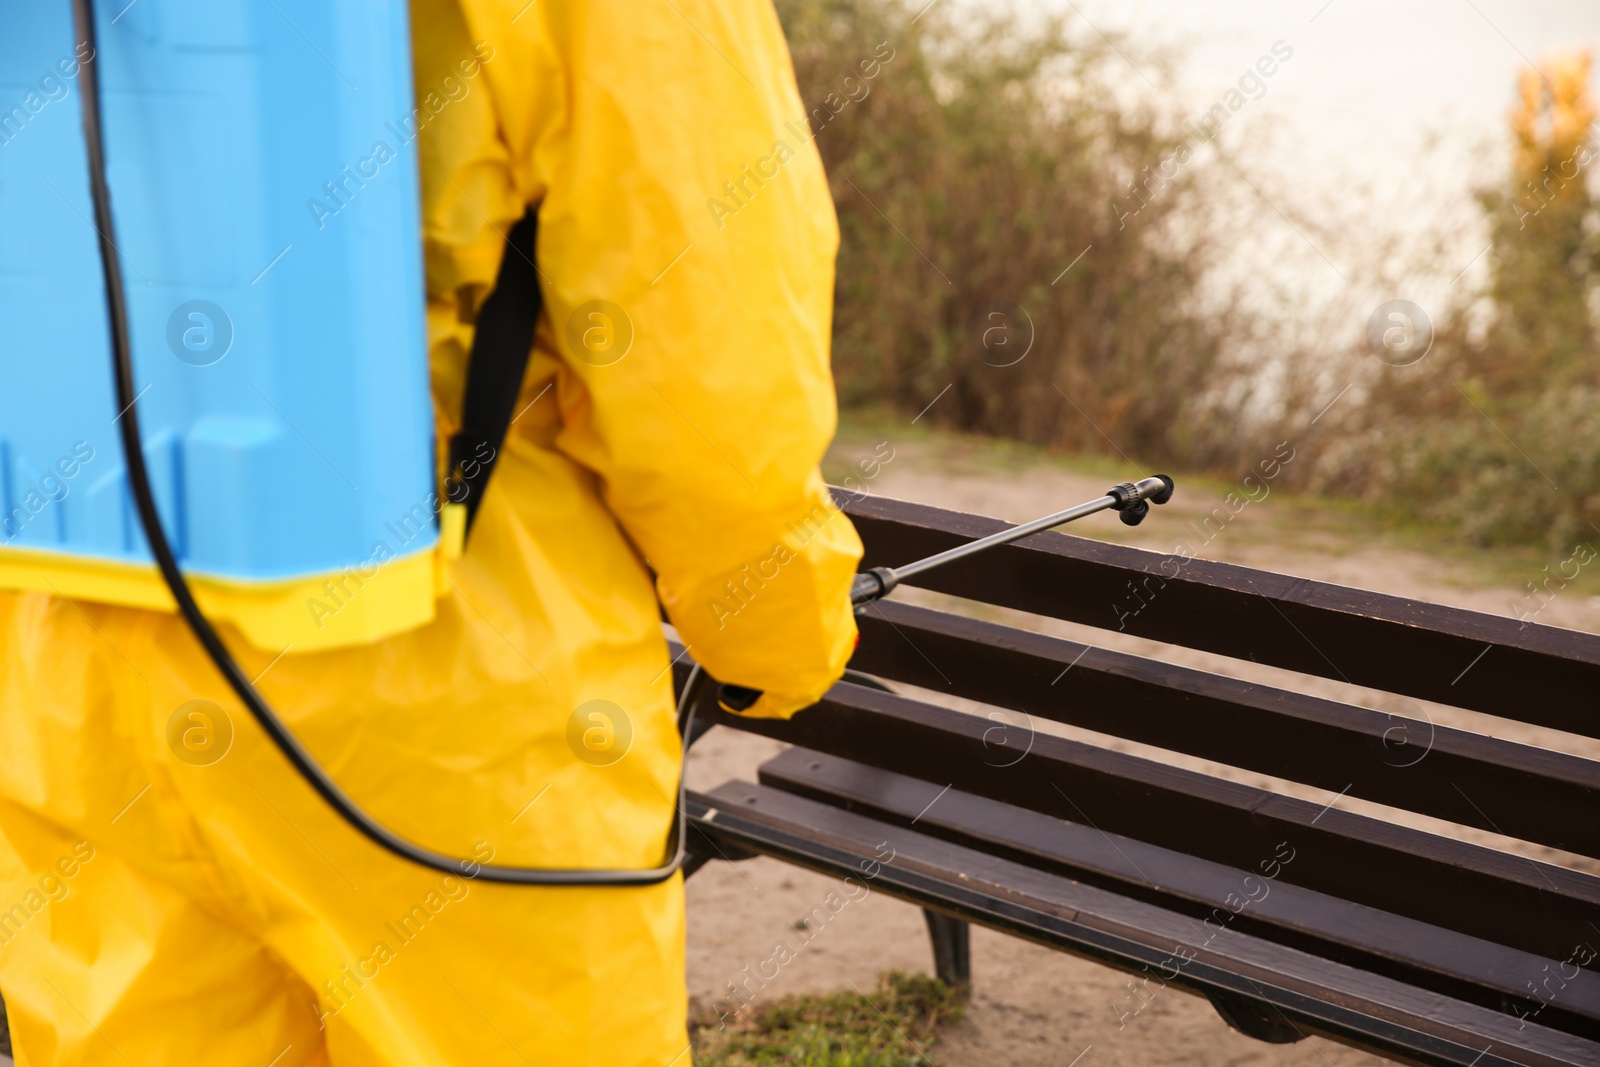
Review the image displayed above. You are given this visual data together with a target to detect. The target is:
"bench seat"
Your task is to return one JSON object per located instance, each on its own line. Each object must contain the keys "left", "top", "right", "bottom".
{"left": 677, "top": 489, "right": 1600, "bottom": 1066}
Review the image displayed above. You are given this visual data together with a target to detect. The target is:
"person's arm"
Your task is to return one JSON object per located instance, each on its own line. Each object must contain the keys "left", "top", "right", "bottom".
{"left": 443, "top": 0, "right": 862, "bottom": 718}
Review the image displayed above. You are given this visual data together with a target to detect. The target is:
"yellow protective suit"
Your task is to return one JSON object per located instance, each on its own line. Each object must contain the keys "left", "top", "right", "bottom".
{"left": 0, "top": 0, "right": 861, "bottom": 1063}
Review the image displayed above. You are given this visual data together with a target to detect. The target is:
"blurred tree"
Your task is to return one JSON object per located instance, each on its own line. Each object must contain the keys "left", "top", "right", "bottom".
{"left": 778, "top": 4, "right": 1600, "bottom": 548}
{"left": 1316, "top": 50, "right": 1600, "bottom": 548}
{"left": 776, "top": 0, "right": 1246, "bottom": 466}
{"left": 1476, "top": 50, "right": 1598, "bottom": 392}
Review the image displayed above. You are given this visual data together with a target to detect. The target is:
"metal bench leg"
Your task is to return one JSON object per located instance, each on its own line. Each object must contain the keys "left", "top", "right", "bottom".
{"left": 1204, "top": 990, "right": 1306, "bottom": 1044}
{"left": 922, "top": 909, "right": 971, "bottom": 989}
{"left": 683, "top": 821, "right": 760, "bottom": 881}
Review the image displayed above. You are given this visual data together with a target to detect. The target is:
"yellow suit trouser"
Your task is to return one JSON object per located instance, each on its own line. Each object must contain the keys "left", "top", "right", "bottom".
{"left": 0, "top": 438, "right": 690, "bottom": 1066}
{"left": 0, "top": 0, "right": 863, "bottom": 1060}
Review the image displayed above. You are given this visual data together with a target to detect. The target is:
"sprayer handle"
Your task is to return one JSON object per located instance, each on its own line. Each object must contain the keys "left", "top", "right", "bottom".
{"left": 716, "top": 569, "right": 895, "bottom": 712}
{"left": 716, "top": 683, "right": 763, "bottom": 713}
{"left": 710, "top": 479, "right": 1175, "bottom": 716}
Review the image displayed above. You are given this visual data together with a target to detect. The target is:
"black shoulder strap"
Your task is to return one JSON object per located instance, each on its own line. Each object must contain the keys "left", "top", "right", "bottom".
{"left": 448, "top": 206, "right": 542, "bottom": 535}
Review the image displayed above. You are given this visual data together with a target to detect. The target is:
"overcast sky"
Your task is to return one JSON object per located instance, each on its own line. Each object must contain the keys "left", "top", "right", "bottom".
{"left": 989, "top": 0, "right": 1600, "bottom": 303}
{"left": 1023, "top": 0, "right": 1600, "bottom": 209}
{"left": 1026, "top": 0, "right": 1600, "bottom": 171}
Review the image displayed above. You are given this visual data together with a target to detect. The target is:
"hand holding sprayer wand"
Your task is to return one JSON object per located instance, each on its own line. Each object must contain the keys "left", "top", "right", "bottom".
{"left": 702, "top": 475, "right": 1176, "bottom": 715}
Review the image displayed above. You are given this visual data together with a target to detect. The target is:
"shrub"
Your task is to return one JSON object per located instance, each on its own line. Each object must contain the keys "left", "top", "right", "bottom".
{"left": 1313, "top": 50, "right": 1600, "bottom": 549}
{"left": 779, "top": 0, "right": 1247, "bottom": 466}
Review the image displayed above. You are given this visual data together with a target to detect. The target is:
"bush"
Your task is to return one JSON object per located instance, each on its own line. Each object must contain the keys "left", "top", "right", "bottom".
{"left": 1345, "top": 384, "right": 1600, "bottom": 548}
{"left": 778, "top": 0, "right": 1247, "bottom": 466}
{"left": 1310, "top": 51, "right": 1600, "bottom": 549}
{"left": 784, "top": 4, "right": 1600, "bottom": 549}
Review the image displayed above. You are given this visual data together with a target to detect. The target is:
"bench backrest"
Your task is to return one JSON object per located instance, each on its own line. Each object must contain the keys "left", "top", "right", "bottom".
{"left": 699, "top": 490, "right": 1600, "bottom": 1018}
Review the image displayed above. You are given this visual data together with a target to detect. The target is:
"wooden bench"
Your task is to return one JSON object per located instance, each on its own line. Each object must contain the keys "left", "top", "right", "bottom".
{"left": 678, "top": 490, "right": 1600, "bottom": 1067}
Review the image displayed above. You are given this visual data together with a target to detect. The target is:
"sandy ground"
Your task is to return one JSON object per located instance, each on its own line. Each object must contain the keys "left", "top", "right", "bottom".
{"left": 683, "top": 430, "right": 1600, "bottom": 1066}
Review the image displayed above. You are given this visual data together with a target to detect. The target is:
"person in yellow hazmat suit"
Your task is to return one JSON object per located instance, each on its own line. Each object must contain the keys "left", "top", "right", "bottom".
{"left": 0, "top": 0, "right": 861, "bottom": 1062}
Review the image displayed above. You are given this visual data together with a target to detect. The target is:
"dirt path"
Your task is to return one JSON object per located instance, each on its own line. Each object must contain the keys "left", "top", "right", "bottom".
{"left": 684, "top": 427, "right": 1600, "bottom": 1066}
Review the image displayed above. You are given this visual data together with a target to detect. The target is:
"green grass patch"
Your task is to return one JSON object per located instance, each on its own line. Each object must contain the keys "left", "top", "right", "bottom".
{"left": 690, "top": 970, "right": 965, "bottom": 1067}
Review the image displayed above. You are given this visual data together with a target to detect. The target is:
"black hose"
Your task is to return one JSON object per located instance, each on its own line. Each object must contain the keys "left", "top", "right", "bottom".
{"left": 70, "top": 0, "right": 688, "bottom": 886}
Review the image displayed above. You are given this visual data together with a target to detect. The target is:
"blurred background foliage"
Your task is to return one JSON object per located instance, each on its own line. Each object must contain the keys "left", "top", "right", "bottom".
{"left": 1313, "top": 50, "right": 1600, "bottom": 547}
{"left": 776, "top": 0, "right": 1600, "bottom": 550}
{"left": 779, "top": 0, "right": 1249, "bottom": 467}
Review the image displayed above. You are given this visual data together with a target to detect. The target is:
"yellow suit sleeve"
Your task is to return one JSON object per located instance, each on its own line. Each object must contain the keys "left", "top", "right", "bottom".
{"left": 438, "top": 0, "right": 862, "bottom": 718}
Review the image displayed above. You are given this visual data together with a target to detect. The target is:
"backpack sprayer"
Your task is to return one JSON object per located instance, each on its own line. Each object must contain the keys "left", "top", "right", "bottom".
{"left": 66, "top": 0, "right": 1174, "bottom": 886}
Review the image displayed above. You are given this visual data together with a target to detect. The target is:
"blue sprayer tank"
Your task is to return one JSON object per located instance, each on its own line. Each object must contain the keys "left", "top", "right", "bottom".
{"left": 0, "top": 2, "right": 445, "bottom": 650}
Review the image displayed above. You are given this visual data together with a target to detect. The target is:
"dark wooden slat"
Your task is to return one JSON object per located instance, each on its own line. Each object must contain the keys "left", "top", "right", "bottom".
{"left": 689, "top": 785, "right": 1600, "bottom": 1067}
{"left": 758, "top": 747, "right": 1600, "bottom": 1036}
{"left": 848, "top": 599, "right": 1600, "bottom": 858}
{"left": 838, "top": 491, "right": 1600, "bottom": 740}
{"left": 689, "top": 677, "right": 1600, "bottom": 963}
